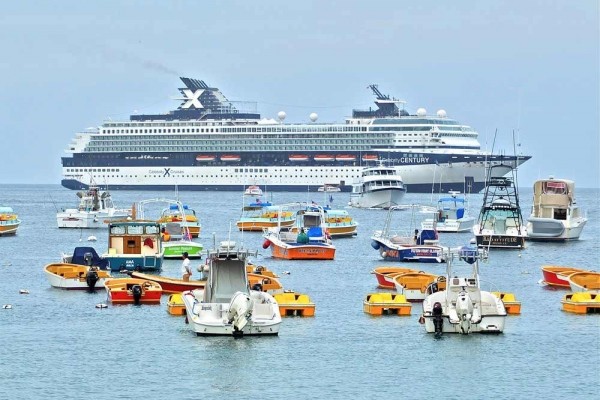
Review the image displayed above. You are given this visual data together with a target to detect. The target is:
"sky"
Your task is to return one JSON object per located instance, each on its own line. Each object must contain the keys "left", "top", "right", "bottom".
{"left": 0, "top": 0, "right": 598, "bottom": 188}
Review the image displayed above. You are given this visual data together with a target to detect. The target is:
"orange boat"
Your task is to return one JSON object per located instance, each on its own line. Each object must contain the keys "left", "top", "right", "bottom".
{"left": 567, "top": 271, "right": 600, "bottom": 292}
{"left": 130, "top": 271, "right": 205, "bottom": 294}
{"left": 370, "top": 266, "right": 420, "bottom": 289}
{"left": 314, "top": 154, "right": 335, "bottom": 162}
{"left": 393, "top": 272, "right": 442, "bottom": 301}
{"left": 104, "top": 278, "right": 162, "bottom": 304}
{"left": 562, "top": 292, "right": 600, "bottom": 314}
{"left": 541, "top": 265, "right": 588, "bottom": 288}
{"left": 248, "top": 273, "right": 284, "bottom": 294}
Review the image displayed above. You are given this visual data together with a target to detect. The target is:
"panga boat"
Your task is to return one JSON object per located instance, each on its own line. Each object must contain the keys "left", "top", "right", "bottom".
{"left": 167, "top": 293, "right": 186, "bottom": 315}
{"left": 363, "top": 293, "right": 411, "bottom": 316}
{"left": 131, "top": 271, "right": 205, "bottom": 294}
{"left": 561, "top": 292, "right": 600, "bottom": 314}
{"left": 421, "top": 246, "right": 507, "bottom": 335}
{"left": 263, "top": 204, "right": 336, "bottom": 260}
{"left": 182, "top": 241, "right": 282, "bottom": 336}
{"left": 393, "top": 272, "right": 444, "bottom": 302}
{"left": 104, "top": 278, "right": 163, "bottom": 304}
{"left": 567, "top": 272, "right": 600, "bottom": 292}
{"left": 371, "top": 266, "right": 420, "bottom": 289}
{"left": 45, "top": 263, "right": 111, "bottom": 290}
{"left": 540, "top": 265, "right": 589, "bottom": 288}
{"left": 273, "top": 291, "right": 316, "bottom": 317}
{"left": 0, "top": 206, "right": 21, "bottom": 236}
{"left": 491, "top": 292, "right": 521, "bottom": 315}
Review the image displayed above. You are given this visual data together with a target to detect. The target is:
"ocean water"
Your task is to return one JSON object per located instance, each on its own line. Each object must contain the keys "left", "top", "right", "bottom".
{"left": 0, "top": 184, "right": 598, "bottom": 399}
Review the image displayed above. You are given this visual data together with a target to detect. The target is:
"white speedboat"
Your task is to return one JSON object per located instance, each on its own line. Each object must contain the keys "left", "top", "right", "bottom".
{"left": 56, "top": 183, "right": 130, "bottom": 229}
{"left": 182, "top": 241, "right": 282, "bottom": 336}
{"left": 421, "top": 246, "right": 507, "bottom": 335}
{"left": 473, "top": 163, "right": 526, "bottom": 249}
{"left": 421, "top": 191, "right": 475, "bottom": 232}
{"left": 526, "top": 177, "right": 587, "bottom": 241}
{"left": 349, "top": 163, "right": 406, "bottom": 209}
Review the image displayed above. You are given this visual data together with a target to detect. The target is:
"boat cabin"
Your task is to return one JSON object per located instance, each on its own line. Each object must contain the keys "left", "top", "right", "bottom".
{"left": 107, "top": 221, "right": 161, "bottom": 256}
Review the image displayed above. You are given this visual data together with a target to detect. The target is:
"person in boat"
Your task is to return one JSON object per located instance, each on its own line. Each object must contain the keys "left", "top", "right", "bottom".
{"left": 297, "top": 228, "right": 309, "bottom": 244}
{"left": 161, "top": 227, "right": 171, "bottom": 242}
{"left": 181, "top": 252, "right": 192, "bottom": 281}
{"left": 413, "top": 229, "right": 419, "bottom": 244}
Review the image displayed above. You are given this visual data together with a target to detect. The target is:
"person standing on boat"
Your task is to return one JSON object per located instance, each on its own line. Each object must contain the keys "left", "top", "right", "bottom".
{"left": 161, "top": 227, "right": 171, "bottom": 242}
{"left": 181, "top": 252, "right": 192, "bottom": 281}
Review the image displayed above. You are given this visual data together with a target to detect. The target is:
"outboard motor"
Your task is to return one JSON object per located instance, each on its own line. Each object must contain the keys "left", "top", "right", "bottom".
{"left": 251, "top": 283, "right": 263, "bottom": 292}
{"left": 433, "top": 302, "right": 444, "bottom": 336}
{"left": 131, "top": 284, "right": 143, "bottom": 305}
{"left": 84, "top": 252, "right": 93, "bottom": 266}
{"left": 86, "top": 268, "right": 99, "bottom": 290}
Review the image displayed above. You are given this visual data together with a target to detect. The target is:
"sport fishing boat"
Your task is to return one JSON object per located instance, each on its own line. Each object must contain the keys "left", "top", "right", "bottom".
{"left": 61, "top": 78, "right": 530, "bottom": 193}
{"left": 181, "top": 241, "right": 282, "bottom": 336}
{"left": 421, "top": 246, "right": 507, "bottom": 335}
{"left": 56, "top": 182, "right": 130, "bottom": 229}
{"left": 349, "top": 163, "right": 406, "bottom": 209}
{"left": 0, "top": 206, "right": 21, "bottom": 236}
{"left": 526, "top": 177, "right": 587, "bottom": 241}
{"left": 370, "top": 205, "right": 447, "bottom": 263}
{"left": 473, "top": 162, "right": 526, "bottom": 249}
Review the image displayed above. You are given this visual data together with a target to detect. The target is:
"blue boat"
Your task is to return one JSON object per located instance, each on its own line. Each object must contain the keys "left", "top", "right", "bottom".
{"left": 103, "top": 220, "right": 164, "bottom": 272}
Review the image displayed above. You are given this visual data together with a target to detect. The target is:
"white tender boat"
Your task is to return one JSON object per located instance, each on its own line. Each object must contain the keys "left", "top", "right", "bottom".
{"left": 56, "top": 184, "right": 130, "bottom": 229}
{"left": 526, "top": 177, "right": 587, "bottom": 241}
{"left": 182, "top": 241, "right": 282, "bottom": 336}
{"left": 349, "top": 163, "right": 406, "bottom": 209}
{"left": 421, "top": 191, "right": 475, "bottom": 232}
{"left": 421, "top": 246, "right": 507, "bottom": 335}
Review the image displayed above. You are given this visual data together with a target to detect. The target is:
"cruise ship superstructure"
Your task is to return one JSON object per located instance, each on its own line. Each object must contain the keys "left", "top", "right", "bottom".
{"left": 61, "top": 78, "right": 530, "bottom": 193}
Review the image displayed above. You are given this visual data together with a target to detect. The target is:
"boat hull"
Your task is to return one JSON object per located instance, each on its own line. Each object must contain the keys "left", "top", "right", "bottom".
{"left": 269, "top": 242, "right": 336, "bottom": 260}
{"left": 474, "top": 234, "right": 525, "bottom": 249}
{"left": 162, "top": 242, "right": 203, "bottom": 259}
{"left": 0, "top": 223, "right": 20, "bottom": 235}
{"left": 350, "top": 188, "right": 406, "bottom": 209}
{"left": 526, "top": 217, "right": 587, "bottom": 241}
{"left": 423, "top": 314, "right": 506, "bottom": 334}
{"left": 372, "top": 241, "right": 445, "bottom": 263}
{"left": 44, "top": 263, "right": 110, "bottom": 290}
{"left": 104, "top": 255, "right": 163, "bottom": 272}
{"left": 236, "top": 219, "right": 295, "bottom": 232}
{"left": 541, "top": 266, "right": 585, "bottom": 288}
{"left": 56, "top": 210, "right": 129, "bottom": 229}
{"left": 105, "top": 278, "right": 163, "bottom": 304}
{"left": 131, "top": 271, "right": 205, "bottom": 294}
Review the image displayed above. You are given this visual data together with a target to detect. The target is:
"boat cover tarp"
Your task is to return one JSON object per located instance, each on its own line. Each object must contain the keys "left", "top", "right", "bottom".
{"left": 71, "top": 247, "right": 109, "bottom": 270}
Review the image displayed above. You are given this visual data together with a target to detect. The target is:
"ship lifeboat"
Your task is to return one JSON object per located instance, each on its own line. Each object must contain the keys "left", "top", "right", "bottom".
{"left": 314, "top": 154, "right": 335, "bottom": 162}
{"left": 362, "top": 154, "right": 379, "bottom": 162}
{"left": 196, "top": 154, "right": 216, "bottom": 162}
{"left": 220, "top": 155, "right": 241, "bottom": 162}
{"left": 335, "top": 154, "right": 356, "bottom": 162}
{"left": 289, "top": 154, "right": 310, "bottom": 162}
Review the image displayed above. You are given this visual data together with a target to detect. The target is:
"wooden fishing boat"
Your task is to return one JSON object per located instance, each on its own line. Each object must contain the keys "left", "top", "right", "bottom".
{"left": 541, "top": 265, "right": 589, "bottom": 288}
{"left": 45, "top": 263, "right": 111, "bottom": 290}
{"left": 104, "top": 278, "right": 162, "bottom": 304}
{"left": 363, "top": 293, "right": 411, "bottom": 316}
{"left": 370, "top": 266, "right": 420, "bottom": 289}
{"left": 567, "top": 272, "right": 600, "bottom": 292}
{"left": 130, "top": 271, "right": 205, "bottom": 294}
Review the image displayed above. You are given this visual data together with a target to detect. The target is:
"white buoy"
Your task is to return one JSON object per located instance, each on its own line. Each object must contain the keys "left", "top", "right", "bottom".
{"left": 282, "top": 271, "right": 291, "bottom": 275}
{"left": 19, "top": 289, "right": 29, "bottom": 294}
{"left": 96, "top": 303, "right": 108, "bottom": 309}
{"left": 87, "top": 235, "right": 97, "bottom": 242}
{"left": 2, "top": 304, "right": 12, "bottom": 309}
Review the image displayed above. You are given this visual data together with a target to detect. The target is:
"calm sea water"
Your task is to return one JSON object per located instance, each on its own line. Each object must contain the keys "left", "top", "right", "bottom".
{"left": 1, "top": 184, "right": 598, "bottom": 399}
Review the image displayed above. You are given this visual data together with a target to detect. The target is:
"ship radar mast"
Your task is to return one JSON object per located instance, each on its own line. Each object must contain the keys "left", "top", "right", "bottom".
{"left": 352, "top": 84, "right": 408, "bottom": 119}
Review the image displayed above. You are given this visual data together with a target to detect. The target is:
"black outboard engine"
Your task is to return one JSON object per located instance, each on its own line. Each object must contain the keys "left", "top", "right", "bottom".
{"left": 433, "top": 302, "right": 444, "bottom": 336}
{"left": 251, "top": 283, "right": 263, "bottom": 292}
{"left": 86, "top": 268, "right": 99, "bottom": 290}
{"left": 131, "top": 284, "right": 143, "bottom": 305}
{"left": 84, "top": 252, "right": 93, "bottom": 266}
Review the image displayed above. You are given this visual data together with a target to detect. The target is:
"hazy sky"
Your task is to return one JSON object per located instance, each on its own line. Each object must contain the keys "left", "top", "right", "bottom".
{"left": 0, "top": 0, "right": 598, "bottom": 187}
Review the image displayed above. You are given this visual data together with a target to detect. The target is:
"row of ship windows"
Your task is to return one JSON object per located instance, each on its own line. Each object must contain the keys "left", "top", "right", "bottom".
{"left": 65, "top": 168, "right": 362, "bottom": 173}
{"left": 93, "top": 133, "right": 391, "bottom": 141}
{"left": 84, "top": 145, "right": 372, "bottom": 152}
{"left": 100, "top": 126, "right": 369, "bottom": 134}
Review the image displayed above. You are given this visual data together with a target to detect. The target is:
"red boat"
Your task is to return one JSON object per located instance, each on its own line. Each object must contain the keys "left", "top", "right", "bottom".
{"left": 104, "top": 278, "right": 162, "bottom": 304}
{"left": 289, "top": 154, "right": 310, "bottom": 162}
{"left": 131, "top": 271, "right": 205, "bottom": 294}
{"left": 314, "top": 155, "right": 335, "bottom": 162}
{"left": 362, "top": 154, "right": 379, "bottom": 162}
{"left": 196, "top": 154, "right": 216, "bottom": 162}
{"left": 335, "top": 154, "right": 356, "bottom": 162}
{"left": 371, "top": 267, "right": 420, "bottom": 289}
{"left": 541, "top": 265, "right": 588, "bottom": 288}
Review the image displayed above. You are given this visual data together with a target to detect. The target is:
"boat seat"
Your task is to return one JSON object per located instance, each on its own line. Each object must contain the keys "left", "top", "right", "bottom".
{"left": 253, "top": 303, "right": 274, "bottom": 318}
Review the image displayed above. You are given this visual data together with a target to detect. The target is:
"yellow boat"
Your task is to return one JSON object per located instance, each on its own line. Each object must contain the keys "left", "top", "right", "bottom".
{"left": 393, "top": 272, "right": 442, "bottom": 301}
{"left": 492, "top": 292, "right": 522, "bottom": 314}
{"left": 0, "top": 206, "right": 21, "bottom": 236}
{"left": 363, "top": 292, "right": 411, "bottom": 316}
{"left": 567, "top": 271, "right": 600, "bottom": 292}
{"left": 167, "top": 293, "right": 186, "bottom": 315}
{"left": 248, "top": 273, "right": 284, "bottom": 294}
{"left": 562, "top": 292, "right": 600, "bottom": 314}
{"left": 274, "top": 291, "right": 315, "bottom": 317}
{"left": 246, "top": 264, "right": 279, "bottom": 278}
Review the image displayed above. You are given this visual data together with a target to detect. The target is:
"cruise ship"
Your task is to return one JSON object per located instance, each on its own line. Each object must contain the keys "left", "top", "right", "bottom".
{"left": 61, "top": 78, "right": 530, "bottom": 193}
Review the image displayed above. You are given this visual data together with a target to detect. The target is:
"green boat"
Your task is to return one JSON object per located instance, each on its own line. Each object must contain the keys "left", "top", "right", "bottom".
{"left": 163, "top": 240, "right": 203, "bottom": 259}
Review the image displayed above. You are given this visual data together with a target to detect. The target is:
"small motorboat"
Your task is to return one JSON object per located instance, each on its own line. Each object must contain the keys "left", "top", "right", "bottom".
{"left": 45, "top": 263, "right": 111, "bottom": 290}
{"left": 0, "top": 206, "right": 21, "bottom": 236}
{"left": 236, "top": 201, "right": 295, "bottom": 232}
{"left": 274, "top": 291, "right": 316, "bottom": 317}
{"left": 421, "top": 246, "right": 507, "bottom": 335}
{"left": 561, "top": 292, "right": 600, "bottom": 314}
{"left": 540, "top": 265, "right": 588, "bottom": 288}
{"left": 393, "top": 272, "right": 444, "bottom": 302}
{"left": 243, "top": 185, "right": 263, "bottom": 197}
{"left": 567, "top": 272, "right": 600, "bottom": 292}
{"left": 370, "top": 266, "right": 420, "bottom": 289}
{"left": 421, "top": 191, "right": 475, "bottom": 233}
{"left": 130, "top": 271, "right": 205, "bottom": 294}
{"left": 104, "top": 278, "right": 162, "bottom": 304}
{"left": 363, "top": 293, "right": 411, "bottom": 316}
{"left": 182, "top": 241, "right": 282, "bottom": 336}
